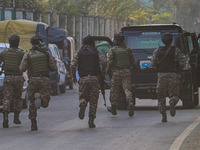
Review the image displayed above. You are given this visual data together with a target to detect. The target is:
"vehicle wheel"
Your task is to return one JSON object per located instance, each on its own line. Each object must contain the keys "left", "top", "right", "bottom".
{"left": 194, "top": 87, "right": 199, "bottom": 106}
{"left": 117, "top": 88, "right": 127, "bottom": 110}
{"left": 69, "top": 80, "right": 73, "bottom": 89}
{"left": 22, "top": 98, "right": 27, "bottom": 109}
{"left": 59, "top": 81, "right": 66, "bottom": 93}
{"left": 182, "top": 83, "right": 195, "bottom": 109}
{"left": 22, "top": 91, "right": 28, "bottom": 109}
{"left": 52, "top": 82, "right": 59, "bottom": 95}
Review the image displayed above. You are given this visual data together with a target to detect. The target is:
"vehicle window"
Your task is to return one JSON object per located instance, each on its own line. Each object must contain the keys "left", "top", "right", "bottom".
{"left": 54, "top": 46, "right": 61, "bottom": 60}
{"left": 182, "top": 35, "right": 189, "bottom": 54}
{"left": 123, "top": 30, "right": 180, "bottom": 51}
{"left": 0, "top": 47, "right": 6, "bottom": 52}
{"left": 187, "top": 36, "right": 194, "bottom": 54}
{"left": 95, "top": 41, "right": 111, "bottom": 57}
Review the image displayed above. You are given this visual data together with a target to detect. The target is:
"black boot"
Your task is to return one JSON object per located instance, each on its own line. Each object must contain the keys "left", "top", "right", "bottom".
{"left": 3, "top": 112, "right": 9, "bottom": 128}
{"left": 88, "top": 116, "right": 96, "bottom": 128}
{"left": 31, "top": 119, "right": 38, "bottom": 131}
{"left": 128, "top": 101, "right": 134, "bottom": 117}
{"left": 170, "top": 101, "right": 176, "bottom": 117}
{"left": 107, "top": 105, "right": 117, "bottom": 115}
{"left": 79, "top": 103, "right": 87, "bottom": 120}
{"left": 13, "top": 112, "right": 21, "bottom": 124}
{"left": 161, "top": 113, "right": 167, "bottom": 123}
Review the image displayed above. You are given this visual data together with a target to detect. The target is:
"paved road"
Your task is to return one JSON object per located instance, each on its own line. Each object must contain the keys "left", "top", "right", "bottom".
{"left": 0, "top": 85, "right": 200, "bottom": 150}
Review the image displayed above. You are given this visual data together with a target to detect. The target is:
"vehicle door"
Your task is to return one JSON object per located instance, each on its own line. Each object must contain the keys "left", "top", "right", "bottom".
{"left": 53, "top": 45, "right": 66, "bottom": 85}
{"left": 185, "top": 33, "right": 200, "bottom": 86}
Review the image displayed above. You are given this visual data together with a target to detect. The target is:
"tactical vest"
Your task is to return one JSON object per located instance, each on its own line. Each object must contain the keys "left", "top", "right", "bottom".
{"left": 3, "top": 48, "right": 23, "bottom": 75}
{"left": 78, "top": 47, "right": 100, "bottom": 77}
{"left": 157, "top": 46, "right": 179, "bottom": 73}
{"left": 28, "top": 50, "right": 49, "bottom": 77}
{"left": 113, "top": 46, "right": 131, "bottom": 69}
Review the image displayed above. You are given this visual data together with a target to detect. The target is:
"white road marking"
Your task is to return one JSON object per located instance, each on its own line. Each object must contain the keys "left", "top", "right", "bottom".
{"left": 169, "top": 115, "right": 200, "bottom": 150}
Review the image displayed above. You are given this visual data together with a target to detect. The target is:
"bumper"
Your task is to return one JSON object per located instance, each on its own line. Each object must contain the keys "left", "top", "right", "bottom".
{"left": 131, "top": 83, "right": 157, "bottom": 99}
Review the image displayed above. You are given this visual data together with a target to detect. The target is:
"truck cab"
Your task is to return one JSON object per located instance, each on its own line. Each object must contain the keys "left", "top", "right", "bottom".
{"left": 119, "top": 24, "right": 200, "bottom": 109}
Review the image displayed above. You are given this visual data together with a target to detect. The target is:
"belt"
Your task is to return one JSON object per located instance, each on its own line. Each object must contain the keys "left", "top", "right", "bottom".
{"left": 31, "top": 74, "right": 49, "bottom": 77}
{"left": 6, "top": 74, "right": 22, "bottom": 76}
{"left": 80, "top": 74, "right": 98, "bottom": 77}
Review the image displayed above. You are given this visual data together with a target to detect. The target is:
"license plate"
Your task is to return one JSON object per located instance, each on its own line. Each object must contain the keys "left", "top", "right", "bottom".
{"left": 60, "top": 73, "right": 65, "bottom": 81}
{"left": 140, "top": 60, "right": 151, "bottom": 69}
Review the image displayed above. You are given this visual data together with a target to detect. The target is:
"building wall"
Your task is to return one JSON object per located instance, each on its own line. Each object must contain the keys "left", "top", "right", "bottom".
{"left": 0, "top": 8, "right": 129, "bottom": 49}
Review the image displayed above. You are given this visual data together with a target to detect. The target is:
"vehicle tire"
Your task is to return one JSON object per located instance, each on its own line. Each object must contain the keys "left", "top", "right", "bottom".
{"left": 59, "top": 81, "right": 66, "bottom": 93}
{"left": 69, "top": 80, "right": 73, "bottom": 89}
{"left": 22, "top": 98, "right": 27, "bottom": 109}
{"left": 182, "top": 83, "right": 195, "bottom": 109}
{"left": 194, "top": 86, "right": 199, "bottom": 106}
{"left": 116, "top": 87, "right": 126, "bottom": 110}
{"left": 22, "top": 91, "right": 28, "bottom": 109}
{"left": 52, "top": 82, "right": 59, "bottom": 95}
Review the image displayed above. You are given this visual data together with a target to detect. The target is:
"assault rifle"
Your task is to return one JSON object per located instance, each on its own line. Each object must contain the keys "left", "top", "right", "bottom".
{"left": 99, "top": 73, "right": 107, "bottom": 107}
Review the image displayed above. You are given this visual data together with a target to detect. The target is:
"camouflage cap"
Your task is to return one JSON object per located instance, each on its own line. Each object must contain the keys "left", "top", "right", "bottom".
{"left": 82, "top": 35, "right": 94, "bottom": 45}
{"left": 30, "top": 34, "right": 43, "bottom": 45}
{"left": 114, "top": 33, "right": 124, "bottom": 42}
{"left": 9, "top": 35, "right": 20, "bottom": 42}
{"left": 161, "top": 32, "right": 173, "bottom": 45}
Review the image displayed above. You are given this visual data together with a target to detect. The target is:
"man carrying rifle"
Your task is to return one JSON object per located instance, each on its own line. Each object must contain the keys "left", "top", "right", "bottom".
{"left": 71, "top": 35, "right": 106, "bottom": 128}
{"left": 107, "top": 33, "right": 135, "bottom": 117}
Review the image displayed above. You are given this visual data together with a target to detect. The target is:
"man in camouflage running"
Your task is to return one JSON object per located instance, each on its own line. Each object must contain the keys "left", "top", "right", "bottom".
{"left": 151, "top": 33, "right": 188, "bottom": 122}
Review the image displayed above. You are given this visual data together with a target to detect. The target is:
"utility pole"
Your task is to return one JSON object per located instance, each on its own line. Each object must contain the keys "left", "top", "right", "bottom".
{"left": 13, "top": 0, "right": 15, "bottom": 7}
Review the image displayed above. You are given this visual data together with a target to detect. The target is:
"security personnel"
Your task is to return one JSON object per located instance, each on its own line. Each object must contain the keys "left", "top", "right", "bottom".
{"left": 0, "top": 35, "right": 25, "bottom": 128}
{"left": 151, "top": 33, "right": 187, "bottom": 122}
{"left": 20, "top": 35, "right": 57, "bottom": 131}
{"left": 107, "top": 33, "right": 135, "bottom": 117}
{"left": 71, "top": 35, "right": 106, "bottom": 128}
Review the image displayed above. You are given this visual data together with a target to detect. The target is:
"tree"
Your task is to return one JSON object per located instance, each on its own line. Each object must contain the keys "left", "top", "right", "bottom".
{"left": 149, "top": 0, "right": 200, "bottom": 31}
{"left": 43, "top": 0, "right": 95, "bottom": 15}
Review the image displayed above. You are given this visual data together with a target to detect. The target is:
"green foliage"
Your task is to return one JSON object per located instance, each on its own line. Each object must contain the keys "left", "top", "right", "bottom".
{"left": 90, "top": 0, "right": 173, "bottom": 24}
{"left": 45, "top": 0, "right": 95, "bottom": 15}
{"left": 91, "top": 0, "right": 141, "bottom": 20}
{"left": 149, "top": 0, "right": 200, "bottom": 31}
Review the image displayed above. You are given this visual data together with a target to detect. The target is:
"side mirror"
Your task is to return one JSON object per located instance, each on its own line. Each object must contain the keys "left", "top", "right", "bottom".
{"left": 198, "top": 34, "right": 200, "bottom": 47}
{"left": 198, "top": 33, "right": 200, "bottom": 38}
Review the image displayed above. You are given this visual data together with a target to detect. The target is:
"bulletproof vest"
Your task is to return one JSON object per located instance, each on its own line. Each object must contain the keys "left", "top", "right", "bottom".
{"left": 157, "top": 46, "right": 179, "bottom": 73}
{"left": 28, "top": 50, "right": 49, "bottom": 77}
{"left": 113, "top": 46, "right": 131, "bottom": 69}
{"left": 78, "top": 47, "right": 100, "bottom": 77}
{"left": 3, "top": 48, "right": 23, "bottom": 75}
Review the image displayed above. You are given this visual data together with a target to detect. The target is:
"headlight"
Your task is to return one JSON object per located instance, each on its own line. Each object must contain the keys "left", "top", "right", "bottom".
{"left": 0, "top": 78, "right": 4, "bottom": 85}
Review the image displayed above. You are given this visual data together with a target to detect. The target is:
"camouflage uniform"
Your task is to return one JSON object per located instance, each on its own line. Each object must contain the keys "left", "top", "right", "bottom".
{"left": 71, "top": 47, "right": 106, "bottom": 118}
{"left": 107, "top": 46, "right": 135, "bottom": 106}
{"left": 151, "top": 47, "right": 187, "bottom": 114}
{"left": 20, "top": 45, "right": 57, "bottom": 120}
{"left": 0, "top": 48, "right": 25, "bottom": 113}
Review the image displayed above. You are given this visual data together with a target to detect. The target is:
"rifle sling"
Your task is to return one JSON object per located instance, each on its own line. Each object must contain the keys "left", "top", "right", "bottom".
{"left": 158, "top": 47, "right": 172, "bottom": 64}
